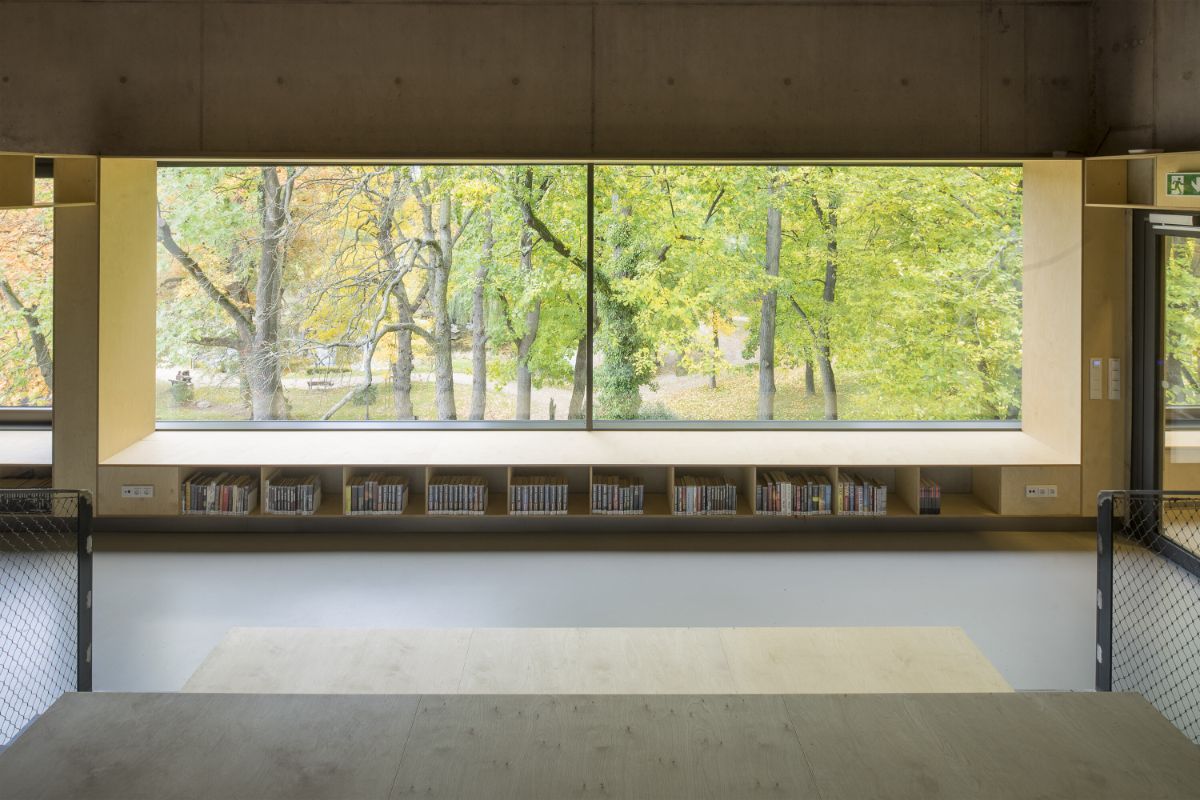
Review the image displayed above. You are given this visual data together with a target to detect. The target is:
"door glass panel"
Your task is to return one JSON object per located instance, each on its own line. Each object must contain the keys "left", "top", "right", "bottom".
{"left": 1163, "top": 234, "right": 1200, "bottom": 489}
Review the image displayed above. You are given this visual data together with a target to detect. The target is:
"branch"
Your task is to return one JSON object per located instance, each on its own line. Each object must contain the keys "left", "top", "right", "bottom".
{"left": 157, "top": 208, "right": 254, "bottom": 338}
{"left": 189, "top": 335, "right": 241, "bottom": 350}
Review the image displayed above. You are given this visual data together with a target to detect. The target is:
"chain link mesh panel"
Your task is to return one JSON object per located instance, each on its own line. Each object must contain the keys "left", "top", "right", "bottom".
{"left": 1098, "top": 491, "right": 1200, "bottom": 744}
{"left": 0, "top": 490, "right": 91, "bottom": 748}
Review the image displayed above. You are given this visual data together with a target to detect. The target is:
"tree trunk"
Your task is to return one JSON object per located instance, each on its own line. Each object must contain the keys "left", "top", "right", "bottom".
{"left": 469, "top": 211, "right": 493, "bottom": 420}
{"left": 248, "top": 166, "right": 291, "bottom": 420}
{"left": 392, "top": 302, "right": 415, "bottom": 420}
{"left": 568, "top": 335, "right": 587, "bottom": 419}
{"left": 818, "top": 203, "right": 839, "bottom": 421}
{"left": 806, "top": 186, "right": 840, "bottom": 421}
{"left": 804, "top": 360, "right": 815, "bottom": 395}
{"left": 758, "top": 175, "right": 782, "bottom": 421}
{"left": 595, "top": 193, "right": 645, "bottom": 419}
{"left": 710, "top": 312, "right": 720, "bottom": 389}
{"left": 431, "top": 193, "right": 457, "bottom": 420}
{"left": 817, "top": 347, "right": 837, "bottom": 419}
{"left": 0, "top": 277, "right": 52, "bottom": 392}
{"left": 514, "top": 220, "right": 541, "bottom": 419}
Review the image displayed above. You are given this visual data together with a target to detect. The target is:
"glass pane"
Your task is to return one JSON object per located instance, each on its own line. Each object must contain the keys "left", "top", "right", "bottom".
{"left": 156, "top": 165, "right": 587, "bottom": 422}
{"left": 0, "top": 208, "right": 54, "bottom": 408}
{"left": 1165, "top": 235, "right": 1200, "bottom": 423}
{"left": 592, "top": 165, "right": 1023, "bottom": 422}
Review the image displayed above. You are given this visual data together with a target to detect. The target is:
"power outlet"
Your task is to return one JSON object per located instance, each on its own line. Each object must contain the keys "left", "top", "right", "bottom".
{"left": 121, "top": 485, "right": 155, "bottom": 499}
{"left": 1024, "top": 484, "right": 1058, "bottom": 498}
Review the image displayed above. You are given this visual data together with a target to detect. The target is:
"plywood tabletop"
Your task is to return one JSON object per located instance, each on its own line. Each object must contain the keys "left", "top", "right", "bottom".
{"left": 2, "top": 691, "right": 1198, "bottom": 799}
{"left": 183, "top": 626, "right": 1013, "bottom": 695}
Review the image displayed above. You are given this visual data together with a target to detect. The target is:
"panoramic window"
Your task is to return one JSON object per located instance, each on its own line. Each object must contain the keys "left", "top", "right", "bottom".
{"left": 156, "top": 165, "right": 587, "bottom": 422}
{"left": 0, "top": 208, "right": 54, "bottom": 409}
{"left": 156, "top": 163, "right": 1022, "bottom": 426}
{"left": 592, "top": 165, "right": 1023, "bottom": 423}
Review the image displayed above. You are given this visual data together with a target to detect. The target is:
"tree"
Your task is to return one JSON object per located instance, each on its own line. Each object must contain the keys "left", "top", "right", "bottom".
{"left": 157, "top": 166, "right": 303, "bottom": 420}
{"left": 758, "top": 169, "right": 782, "bottom": 419}
{"left": 469, "top": 209, "right": 493, "bottom": 420}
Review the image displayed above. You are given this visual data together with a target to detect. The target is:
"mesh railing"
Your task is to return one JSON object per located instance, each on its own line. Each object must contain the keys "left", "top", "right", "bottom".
{"left": 0, "top": 490, "right": 92, "bottom": 747}
{"left": 1097, "top": 490, "right": 1200, "bottom": 743}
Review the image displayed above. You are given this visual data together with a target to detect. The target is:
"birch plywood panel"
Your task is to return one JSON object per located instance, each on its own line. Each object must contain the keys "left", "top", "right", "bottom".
{"left": 183, "top": 627, "right": 472, "bottom": 694}
{"left": 392, "top": 694, "right": 820, "bottom": 800}
{"left": 720, "top": 627, "right": 1012, "bottom": 694}
{"left": 184, "top": 626, "right": 1011, "bottom": 696}
{"left": 458, "top": 628, "right": 737, "bottom": 694}
{"left": 786, "top": 692, "right": 1200, "bottom": 800}
{"left": 0, "top": 693, "right": 420, "bottom": 800}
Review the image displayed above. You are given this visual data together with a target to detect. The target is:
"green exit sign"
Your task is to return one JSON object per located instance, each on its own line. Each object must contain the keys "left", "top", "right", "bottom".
{"left": 1166, "top": 172, "right": 1200, "bottom": 197}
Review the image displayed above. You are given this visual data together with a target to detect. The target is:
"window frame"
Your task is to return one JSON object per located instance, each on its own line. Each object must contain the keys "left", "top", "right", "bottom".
{"left": 152, "top": 159, "right": 1026, "bottom": 433}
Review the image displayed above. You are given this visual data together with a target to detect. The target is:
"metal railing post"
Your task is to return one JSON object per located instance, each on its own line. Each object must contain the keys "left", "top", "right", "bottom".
{"left": 76, "top": 494, "right": 93, "bottom": 693}
{"left": 1095, "top": 491, "right": 1113, "bottom": 692}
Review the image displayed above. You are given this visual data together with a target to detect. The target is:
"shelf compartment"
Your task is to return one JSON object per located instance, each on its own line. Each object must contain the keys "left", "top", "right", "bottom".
{"left": 425, "top": 466, "right": 507, "bottom": 516}
{"left": 343, "top": 466, "right": 424, "bottom": 516}
{"left": 588, "top": 465, "right": 669, "bottom": 516}
{"left": 507, "top": 466, "right": 587, "bottom": 517}
{"left": 751, "top": 466, "right": 836, "bottom": 517}
{"left": 918, "top": 467, "right": 998, "bottom": 517}
{"left": 53, "top": 156, "right": 98, "bottom": 206}
{"left": 668, "top": 466, "right": 754, "bottom": 517}
{"left": 180, "top": 467, "right": 261, "bottom": 516}
{"left": 836, "top": 466, "right": 917, "bottom": 517}
{"left": 262, "top": 466, "right": 340, "bottom": 516}
{"left": 0, "top": 154, "right": 34, "bottom": 208}
{"left": 1085, "top": 154, "right": 1156, "bottom": 208}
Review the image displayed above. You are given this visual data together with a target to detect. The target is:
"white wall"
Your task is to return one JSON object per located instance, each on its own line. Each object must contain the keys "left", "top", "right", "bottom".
{"left": 93, "top": 544, "right": 1097, "bottom": 692}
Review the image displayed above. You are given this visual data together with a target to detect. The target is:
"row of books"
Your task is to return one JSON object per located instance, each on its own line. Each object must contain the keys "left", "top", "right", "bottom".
{"left": 427, "top": 475, "right": 489, "bottom": 515}
{"left": 0, "top": 475, "right": 53, "bottom": 513}
{"left": 345, "top": 473, "right": 410, "bottom": 515}
{"left": 754, "top": 471, "right": 834, "bottom": 516}
{"left": 509, "top": 475, "right": 569, "bottom": 515}
{"left": 182, "top": 472, "right": 258, "bottom": 515}
{"left": 592, "top": 475, "right": 645, "bottom": 515}
{"left": 919, "top": 478, "right": 942, "bottom": 515}
{"left": 838, "top": 472, "right": 888, "bottom": 516}
{"left": 673, "top": 475, "right": 738, "bottom": 516}
{"left": 265, "top": 474, "right": 322, "bottom": 516}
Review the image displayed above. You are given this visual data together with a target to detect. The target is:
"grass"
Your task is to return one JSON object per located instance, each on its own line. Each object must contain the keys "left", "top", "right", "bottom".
{"left": 157, "top": 366, "right": 1009, "bottom": 423}
{"left": 158, "top": 380, "right": 525, "bottom": 422}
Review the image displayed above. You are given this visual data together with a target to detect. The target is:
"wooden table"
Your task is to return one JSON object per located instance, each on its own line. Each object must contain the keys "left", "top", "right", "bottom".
{"left": 2, "top": 691, "right": 1198, "bottom": 799}
{"left": 183, "top": 626, "right": 1014, "bottom": 694}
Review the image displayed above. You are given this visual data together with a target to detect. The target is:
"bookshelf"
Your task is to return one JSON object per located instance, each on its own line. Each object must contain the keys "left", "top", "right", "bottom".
{"left": 91, "top": 461, "right": 1082, "bottom": 519}
{"left": 0, "top": 153, "right": 98, "bottom": 210}
{"left": 1084, "top": 150, "right": 1200, "bottom": 212}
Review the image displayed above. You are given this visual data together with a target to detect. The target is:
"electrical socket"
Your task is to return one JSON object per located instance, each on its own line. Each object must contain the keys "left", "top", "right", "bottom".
{"left": 1024, "top": 484, "right": 1058, "bottom": 498}
{"left": 121, "top": 485, "right": 155, "bottom": 499}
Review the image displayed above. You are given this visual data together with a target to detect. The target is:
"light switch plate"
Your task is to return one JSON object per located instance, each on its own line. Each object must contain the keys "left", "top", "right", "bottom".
{"left": 121, "top": 485, "right": 155, "bottom": 498}
{"left": 1024, "top": 484, "right": 1058, "bottom": 498}
{"left": 1108, "top": 358, "right": 1121, "bottom": 400}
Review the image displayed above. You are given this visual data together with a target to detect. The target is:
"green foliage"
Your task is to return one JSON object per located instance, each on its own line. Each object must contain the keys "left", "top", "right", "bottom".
{"left": 0, "top": 208, "right": 54, "bottom": 407}
{"left": 153, "top": 164, "right": 1024, "bottom": 423}
{"left": 1166, "top": 236, "right": 1200, "bottom": 406}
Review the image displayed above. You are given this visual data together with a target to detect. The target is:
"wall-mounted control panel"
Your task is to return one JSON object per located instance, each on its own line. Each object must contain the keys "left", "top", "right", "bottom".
{"left": 1024, "top": 484, "right": 1058, "bottom": 498}
{"left": 120, "top": 485, "right": 155, "bottom": 498}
